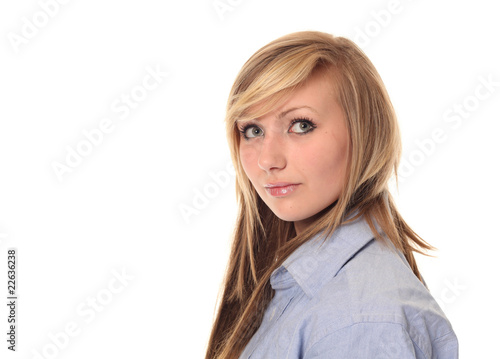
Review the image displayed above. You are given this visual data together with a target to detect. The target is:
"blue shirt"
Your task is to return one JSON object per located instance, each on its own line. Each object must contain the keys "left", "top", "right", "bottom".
{"left": 239, "top": 213, "right": 458, "bottom": 358}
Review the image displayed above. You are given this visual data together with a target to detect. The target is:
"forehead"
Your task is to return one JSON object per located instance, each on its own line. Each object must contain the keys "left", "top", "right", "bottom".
{"left": 243, "top": 67, "right": 338, "bottom": 121}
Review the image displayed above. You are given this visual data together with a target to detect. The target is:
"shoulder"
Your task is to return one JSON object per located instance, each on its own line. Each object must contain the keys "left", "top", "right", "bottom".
{"left": 302, "top": 238, "right": 458, "bottom": 358}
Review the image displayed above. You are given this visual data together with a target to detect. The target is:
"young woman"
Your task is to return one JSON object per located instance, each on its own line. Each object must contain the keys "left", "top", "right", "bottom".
{"left": 205, "top": 31, "right": 458, "bottom": 359}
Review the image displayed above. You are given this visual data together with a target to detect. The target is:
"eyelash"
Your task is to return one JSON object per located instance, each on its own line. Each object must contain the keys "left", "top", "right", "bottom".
{"left": 238, "top": 117, "right": 317, "bottom": 140}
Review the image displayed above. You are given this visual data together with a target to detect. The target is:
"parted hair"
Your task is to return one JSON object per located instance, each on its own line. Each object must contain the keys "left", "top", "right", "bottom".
{"left": 205, "top": 30, "right": 433, "bottom": 359}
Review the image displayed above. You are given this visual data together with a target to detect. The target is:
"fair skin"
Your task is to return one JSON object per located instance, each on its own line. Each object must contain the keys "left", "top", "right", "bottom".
{"left": 238, "top": 68, "right": 350, "bottom": 235}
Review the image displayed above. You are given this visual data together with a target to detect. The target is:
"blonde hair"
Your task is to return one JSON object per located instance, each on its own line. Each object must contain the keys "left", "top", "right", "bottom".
{"left": 205, "top": 30, "right": 433, "bottom": 359}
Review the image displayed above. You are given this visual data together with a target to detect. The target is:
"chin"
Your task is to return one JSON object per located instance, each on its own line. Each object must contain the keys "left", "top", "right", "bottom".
{"left": 269, "top": 202, "right": 337, "bottom": 224}
{"left": 270, "top": 208, "right": 312, "bottom": 223}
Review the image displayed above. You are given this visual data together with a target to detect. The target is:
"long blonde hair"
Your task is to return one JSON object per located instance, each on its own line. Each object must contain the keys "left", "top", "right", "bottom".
{"left": 205, "top": 30, "right": 433, "bottom": 359}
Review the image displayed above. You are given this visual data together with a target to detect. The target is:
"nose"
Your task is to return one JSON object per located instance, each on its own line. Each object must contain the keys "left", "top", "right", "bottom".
{"left": 257, "top": 134, "right": 287, "bottom": 173}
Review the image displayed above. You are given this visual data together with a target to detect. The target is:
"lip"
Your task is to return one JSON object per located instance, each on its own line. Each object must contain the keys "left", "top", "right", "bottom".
{"left": 264, "top": 182, "right": 299, "bottom": 188}
{"left": 264, "top": 183, "right": 300, "bottom": 197}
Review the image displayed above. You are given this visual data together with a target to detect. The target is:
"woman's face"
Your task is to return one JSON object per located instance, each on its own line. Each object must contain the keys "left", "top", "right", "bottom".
{"left": 238, "top": 68, "right": 350, "bottom": 235}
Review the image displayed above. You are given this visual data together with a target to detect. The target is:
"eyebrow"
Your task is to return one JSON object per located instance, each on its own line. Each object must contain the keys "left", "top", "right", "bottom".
{"left": 236, "top": 106, "right": 318, "bottom": 124}
{"left": 278, "top": 106, "right": 319, "bottom": 120}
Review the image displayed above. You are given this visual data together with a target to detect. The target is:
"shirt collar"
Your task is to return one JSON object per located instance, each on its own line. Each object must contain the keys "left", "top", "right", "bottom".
{"left": 270, "top": 211, "right": 382, "bottom": 298}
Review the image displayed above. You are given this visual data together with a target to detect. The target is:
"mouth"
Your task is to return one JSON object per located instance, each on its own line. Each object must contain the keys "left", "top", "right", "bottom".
{"left": 264, "top": 183, "right": 300, "bottom": 197}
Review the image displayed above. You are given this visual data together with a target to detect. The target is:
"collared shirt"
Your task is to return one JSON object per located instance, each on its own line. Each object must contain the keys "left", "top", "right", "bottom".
{"left": 239, "top": 213, "right": 458, "bottom": 358}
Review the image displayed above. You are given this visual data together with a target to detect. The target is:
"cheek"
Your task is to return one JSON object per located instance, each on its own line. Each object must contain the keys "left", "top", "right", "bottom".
{"left": 239, "top": 145, "right": 259, "bottom": 179}
{"left": 298, "top": 137, "right": 348, "bottom": 186}
{"left": 322, "top": 148, "right": 348, "bottom": 186}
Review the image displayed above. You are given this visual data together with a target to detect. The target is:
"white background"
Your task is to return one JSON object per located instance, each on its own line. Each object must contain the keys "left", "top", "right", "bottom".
{"left": 0, "top": 0, "right": 498, "bottom": 358}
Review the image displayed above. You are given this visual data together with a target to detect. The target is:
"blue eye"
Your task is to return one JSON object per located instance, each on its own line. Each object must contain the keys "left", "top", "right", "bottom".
{"left": 289, "top": 119, "right": 316, "bottom": 134}
{"left": 238, "top": 118, "right": 317, "bottom": 140}
{"left": 239, "top": 125, "right": 263, "bottom": 139}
